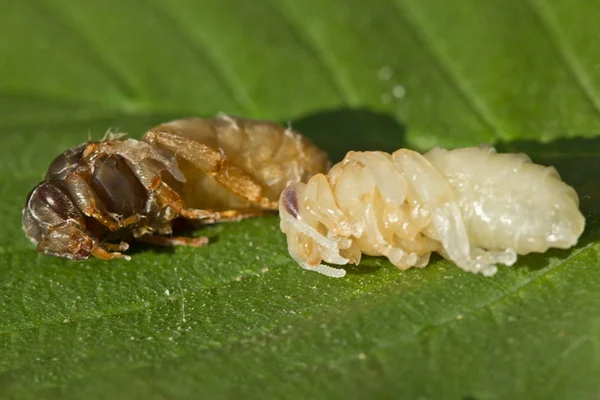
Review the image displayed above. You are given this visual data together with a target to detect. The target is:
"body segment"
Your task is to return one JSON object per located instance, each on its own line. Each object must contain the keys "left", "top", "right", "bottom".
{"left": 279, "top": 145, "right": 585, "bottom": 277}
{"left": 23, "top": 115, "right": 330, "bottom": 260}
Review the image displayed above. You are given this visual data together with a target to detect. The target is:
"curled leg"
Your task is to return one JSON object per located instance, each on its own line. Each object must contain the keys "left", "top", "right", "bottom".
{"left": 153, "top": 183, "right": 220, "bottom": 221}
{"left": 138, "top": 235, "right": 209, "bottom": 247}
{"left": 64, "top": 173, "right": 142, "bottom": 231}
{"left": 279, "top": 184, "right": 349, "bottom": 278}
{"left": 214, "top": 208, "right": 275, "bottom": 222}
{"left": 154, "top": 178, "right": 272, "bottom": 226}
{"left": 37, "top": 221, "right": 131, "bottom": 261}
{"left": 144, "top": 128, "right": 277, "bottom": 210}
{"left": 90, "top": 245, "right": 131, "bottom": 261}
{"left": 102, "top": 242, "right": 130, "bottom": 252}
{"left": 392, "top": 149, "right": 516, "bottom": 275}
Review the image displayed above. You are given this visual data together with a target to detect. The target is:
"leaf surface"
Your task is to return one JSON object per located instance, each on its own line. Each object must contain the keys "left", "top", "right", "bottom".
{"left": 1, "top": 1, "right": 599, "bottom": 399}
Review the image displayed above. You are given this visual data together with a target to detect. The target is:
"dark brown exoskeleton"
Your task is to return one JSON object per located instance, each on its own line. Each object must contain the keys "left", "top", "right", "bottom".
{"left": 22, "top": 115, "right": 330, "bottom": 260}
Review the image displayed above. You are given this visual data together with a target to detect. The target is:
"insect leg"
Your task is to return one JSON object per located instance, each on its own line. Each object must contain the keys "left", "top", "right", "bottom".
{"left": 36, "top": 222, "right": 131, "bottom": 260}
{"left": 392, "top": 150, "right": 472, "bottom": 262}
{"left": 152, "top": 181, "right": 221, "bottom": 221}
{"left": 102, "top": 242, "right": 130, "bottom": 252}
{"left": 90, "top": 245, "right": 131, "bottom": 260}
{"left": 64, "top": 173, "right": 142, "bottom": 231}
{"left": 209, "top": 208, "right": 275, "bottom": 223}
{"left": 138, "top": 235, "right": 209, "bottom": 247}
{"left": 392, "top": 149, "right": 515, "bottom": 276}
{"left": 144, "top": 129, "right": 278, "bottom": 210}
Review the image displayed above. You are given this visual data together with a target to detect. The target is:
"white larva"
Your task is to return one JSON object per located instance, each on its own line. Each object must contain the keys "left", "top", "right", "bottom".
{"left": 278, "top": 144, "right": 585, "bottom": 278}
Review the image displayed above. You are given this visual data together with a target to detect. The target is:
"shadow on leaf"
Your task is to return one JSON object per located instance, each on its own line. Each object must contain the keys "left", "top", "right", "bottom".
{"left": 342, "top": 256, "right": 384, "bottom": 275}
{"left": 123, "top": 220, "right": 221, "bottom": 256}
{"left": 290, "top": 107, "right": 406, "bottom": 162}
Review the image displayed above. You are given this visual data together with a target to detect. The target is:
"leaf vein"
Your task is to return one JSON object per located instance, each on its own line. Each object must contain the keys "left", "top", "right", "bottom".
{"left": 0, "top": 90, "right": 112, "bottom": 109}
{"left": 393, "top": 0, "right": 505, "bottom": 140}
{"left": 270, "top": 0, "right": 360, "bottom": 106}
{"left": 526, "top": 0, "right": 600, "bottom": 118}
{"left": 303, "top": 242, "right": 598, "bottom": 372}
{"left": 40, "top": 1, "right": 140, "bottom": 105}
{"left": 0, "top": 267, "right": 274, "bottom": 336}
{"left": 147, "top": 0, "right": 259, "bottom": 115}
{"left": 2, "top": 244, "right": 595, "bottom": 389}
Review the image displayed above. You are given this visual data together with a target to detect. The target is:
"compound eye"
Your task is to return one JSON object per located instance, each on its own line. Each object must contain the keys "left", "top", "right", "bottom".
{"left": 281, "top": 186, "right": 299, "bottom": 219}
{"left": 27, "top": 181, "right": 82, "bottom": 226}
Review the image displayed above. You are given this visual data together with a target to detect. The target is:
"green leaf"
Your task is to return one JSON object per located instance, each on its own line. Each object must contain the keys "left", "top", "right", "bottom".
{"left": 1, "top": 0, "right": 599, "bottom": 399}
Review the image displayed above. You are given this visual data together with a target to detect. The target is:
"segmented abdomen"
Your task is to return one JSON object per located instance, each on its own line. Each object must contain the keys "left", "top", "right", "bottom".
{"left": 279, "top": 145, "right": 585, "bottom": 278}
{"left": 425, "top": 146, "right": 582, "bottom": 253}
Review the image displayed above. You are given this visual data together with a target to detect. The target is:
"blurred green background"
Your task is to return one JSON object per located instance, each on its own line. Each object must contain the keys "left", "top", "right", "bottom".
{"left": 1, "top": 0, "right": 600, "bottom": 399}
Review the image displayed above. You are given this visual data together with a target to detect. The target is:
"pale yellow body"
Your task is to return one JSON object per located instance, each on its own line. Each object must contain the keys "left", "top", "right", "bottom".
{"left": 147, "top": 116, "right": 329, "bottom": 211}
{"left": 279, "top": 145, "right": 585, "bottom": 277}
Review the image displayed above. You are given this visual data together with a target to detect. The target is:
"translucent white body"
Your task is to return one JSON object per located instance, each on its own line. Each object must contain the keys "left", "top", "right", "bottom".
{"left": 279, "top": 145, "right": 585, "bottom": 278}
